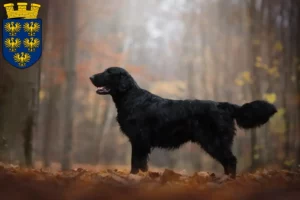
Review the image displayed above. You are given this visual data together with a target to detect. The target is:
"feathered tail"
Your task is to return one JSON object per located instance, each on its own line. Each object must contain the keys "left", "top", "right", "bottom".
{"left": 218, "top": 100, "right": 277, "bottom": 129}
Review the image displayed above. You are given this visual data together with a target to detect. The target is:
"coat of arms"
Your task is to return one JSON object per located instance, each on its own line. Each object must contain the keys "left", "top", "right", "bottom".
{"left": 2, "top": 2, "right": 42, "bottom": 69}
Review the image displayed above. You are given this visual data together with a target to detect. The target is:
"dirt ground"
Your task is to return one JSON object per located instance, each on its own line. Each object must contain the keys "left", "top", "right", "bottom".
{"left": 0, "top": 164, "right": 299, "bottom": 200}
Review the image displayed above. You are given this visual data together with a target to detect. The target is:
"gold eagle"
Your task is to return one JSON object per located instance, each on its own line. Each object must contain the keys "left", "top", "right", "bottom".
{"left": 23, "top": 37, "right": 40, "bottom": 52}
{"left": 4, "top": 22, "right": 21, "bottom": 36}
{"left": 23, "top": 22, "right": 40, "bottom": 36}
{"left": 5, "top": 38, "right": 21, "bottom": 52}
{"left": 14, "top": 52, "right": 31, "bottom": 67}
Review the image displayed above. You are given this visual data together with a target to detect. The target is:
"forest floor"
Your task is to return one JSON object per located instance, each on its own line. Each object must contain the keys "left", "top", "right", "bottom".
{"left": 0, "top": 163, "right": 300, "bottom": 200}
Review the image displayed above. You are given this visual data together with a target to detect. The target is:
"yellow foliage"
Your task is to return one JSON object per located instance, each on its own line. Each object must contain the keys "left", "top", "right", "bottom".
{"left": 276, "top": 108, "right": 285, "bottom": 117}
{"left": 235, "top": 71, "right": 253, "bottom": 86}
{"left": 254, "top": 58, "right": 280, "bottom": 78}
{"left": 255, "top": 62, "right": 261, "bottom": 68}
{"left": 254, "top": 145, "right": 262, "bottom": 151}
{"left": 268, "top": 67, "right": 278, "bottom": 75}
{"left": 256, "top": 56, "right": 262, "bottom": 62}
{"left": 241, "top": 71, "right": 252, "bottom": 83}
{"left": 263, "top": 93, "right": 277, "bottom": 103}
{"left": 235, "top": 79, "right": 244, "bottom": 86}
{"left": 262, "top": 64, "right": 268, "bottom": 70}
{"left": 39, "top": 89, "right": 46, "bottom": 101}
{"left": 263, "top": 66, "right": 280, "bottom": 78}
{"left": 274, "top": 41, "right": 283, "bottom": 52}
{"left": 254, "top": 154, "right": 260, "bottom": 160}
{"left": 270, "top": 118, "right": 286, "bottom": 135}
{"left": 234, "top": 71, "right": 253, "bottom": 86}
{"left": 269, "top": 107, "right": 286, "bottom": 134}
{"left": 284, "top": 159, "right": 295, "bottom": 167}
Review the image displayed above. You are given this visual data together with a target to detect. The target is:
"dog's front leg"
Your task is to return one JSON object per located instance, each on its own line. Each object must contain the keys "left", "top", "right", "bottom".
{"left": 130, "top": 143, "right": 150, "bottom": 174}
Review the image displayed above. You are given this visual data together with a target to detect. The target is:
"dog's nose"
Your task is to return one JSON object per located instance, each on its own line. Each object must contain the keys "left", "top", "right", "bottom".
{"left": 89, "top": 75, "right": 95, "bottom": 81}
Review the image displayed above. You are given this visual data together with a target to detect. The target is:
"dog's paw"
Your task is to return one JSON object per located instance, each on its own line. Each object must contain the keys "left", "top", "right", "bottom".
{"left": 130, "top": 168, "right": 139, "bottom": 174}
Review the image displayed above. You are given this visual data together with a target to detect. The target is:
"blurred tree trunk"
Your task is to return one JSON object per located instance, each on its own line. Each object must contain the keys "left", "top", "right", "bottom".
{"left": 287, "top": 0, "right": 298, "bottom": 162}
{"left": 264, "top": 0, "right": 274, "bottom": 163}
{"left": 199, "top": 21, "right": 208, "bottom": 98}
{"left": 41, "top": 0, "right": 61, "bottom": 168}
{"left": 42, "top": 84, "right": 59, "bottom": 167}
{"left": 0, "top": 0, "right": 19, "bottom": 163}
{"left": 0, "top": 0, "right": 48, "bottom": 165}
{"left": 295, "top": 2, "right": 300, "bottom": 165}
{"left": 289, "top": 1, "right": 300, "bottom": 164}
{"left": 289, "top": 0, "right": 298, "bottom": 158}
{"left": 61, "top": 0, "right": 77, "bottom": 170}
{"left": 24, "top": 0, "right": 49, "bottom": 167}
{"left": 281, "top": 1, "right": 291, "bottom": 160}
{"left": 247, "top": 0, "right": 262, "bottom": 170}
{"left": 91, "top": 96, "right": 101, "bottom": 164}
{"left": 93, "top": 97, "right": 108, "bottom": 164}
{"left": 97, "top": 100, "right": 115, "bottom": 163}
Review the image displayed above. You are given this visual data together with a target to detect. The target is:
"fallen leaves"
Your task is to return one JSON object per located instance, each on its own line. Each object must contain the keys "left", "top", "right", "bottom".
{"left": 161, "top": 169, "right": 182, "bottom": 183}
{"left": 0, "top": 163, "right": 300, "bottom": 200}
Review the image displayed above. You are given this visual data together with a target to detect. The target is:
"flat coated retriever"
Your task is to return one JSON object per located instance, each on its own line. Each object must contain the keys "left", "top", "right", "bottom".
{"left": 90, "top": 66, "right": 277, "bottom": 178}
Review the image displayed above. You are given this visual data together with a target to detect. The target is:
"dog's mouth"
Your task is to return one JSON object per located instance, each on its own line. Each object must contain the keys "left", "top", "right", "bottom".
{"left": 96, "top": 86, "right": 110, "bottom": 94}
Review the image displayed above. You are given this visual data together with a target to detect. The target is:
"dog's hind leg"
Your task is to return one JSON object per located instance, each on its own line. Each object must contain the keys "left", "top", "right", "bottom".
{"left": 201, "top": 144, "right": 237, "bottom": 178}
{"left": 195, "top": 134, "right": 237, "bottom": 178}
{"left": 212, "top": 148, "right": 236, "bottom": 178}
{"left": 215, "top": 148, "right": 237, "bottom": 178}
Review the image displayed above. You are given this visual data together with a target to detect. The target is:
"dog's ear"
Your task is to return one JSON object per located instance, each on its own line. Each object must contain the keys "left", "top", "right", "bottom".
{"left": 119, "top": 74, "right": 131, "bottom": 92}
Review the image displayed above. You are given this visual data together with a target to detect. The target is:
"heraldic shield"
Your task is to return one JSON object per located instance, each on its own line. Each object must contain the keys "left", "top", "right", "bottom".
{"left": 2, "top": 18, "right": 42, "bottom": 69}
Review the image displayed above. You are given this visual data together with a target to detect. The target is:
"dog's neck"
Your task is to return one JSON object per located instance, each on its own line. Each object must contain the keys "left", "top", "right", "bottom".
{"left": 111, "top": 81, "right": 140, "bottom": 112}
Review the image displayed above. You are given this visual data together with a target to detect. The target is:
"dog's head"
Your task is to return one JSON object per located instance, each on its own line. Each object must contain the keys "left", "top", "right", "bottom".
{"left": 90, "top": 67, "right": 137, "bottom": 95}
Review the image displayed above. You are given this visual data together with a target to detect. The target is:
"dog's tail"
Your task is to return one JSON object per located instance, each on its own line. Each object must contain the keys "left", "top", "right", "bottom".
{"left": 218, "top": 100, "right": 277, "bottom": 129}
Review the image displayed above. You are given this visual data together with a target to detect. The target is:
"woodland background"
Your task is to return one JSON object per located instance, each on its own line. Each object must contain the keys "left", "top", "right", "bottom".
{"left": 0, "top": 0, "right": 300, "bottom": 175}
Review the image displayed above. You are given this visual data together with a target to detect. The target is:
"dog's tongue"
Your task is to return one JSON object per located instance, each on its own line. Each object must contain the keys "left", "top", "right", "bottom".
{"left": 96, "top": 86, "right": 109, "bottom": 93}
{"left": 97, "top": 87, "right": 104, "bottom": 92}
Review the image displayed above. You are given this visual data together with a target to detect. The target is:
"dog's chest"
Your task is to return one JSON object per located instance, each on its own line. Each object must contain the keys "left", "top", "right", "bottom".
{"left": 116, "top": 110, "right": 132, "bottom": 128}
{"left": 116, "top": 109, "right": 141, "bottom": 138}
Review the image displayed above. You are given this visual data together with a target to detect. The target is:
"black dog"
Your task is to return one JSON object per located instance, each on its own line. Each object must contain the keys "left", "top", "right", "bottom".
{"left": 90, "top": 67, "right": 277, "bottom": 178}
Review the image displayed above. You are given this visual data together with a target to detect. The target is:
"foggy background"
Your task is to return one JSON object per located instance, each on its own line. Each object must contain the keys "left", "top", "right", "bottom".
{"left": 0, "top": 0, "right": 300, "bottom": 174}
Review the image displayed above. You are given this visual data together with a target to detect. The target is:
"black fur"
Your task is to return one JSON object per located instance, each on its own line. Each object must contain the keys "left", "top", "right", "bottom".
{"left": 90, "top": 67, "right": 277, "bottom": 178}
